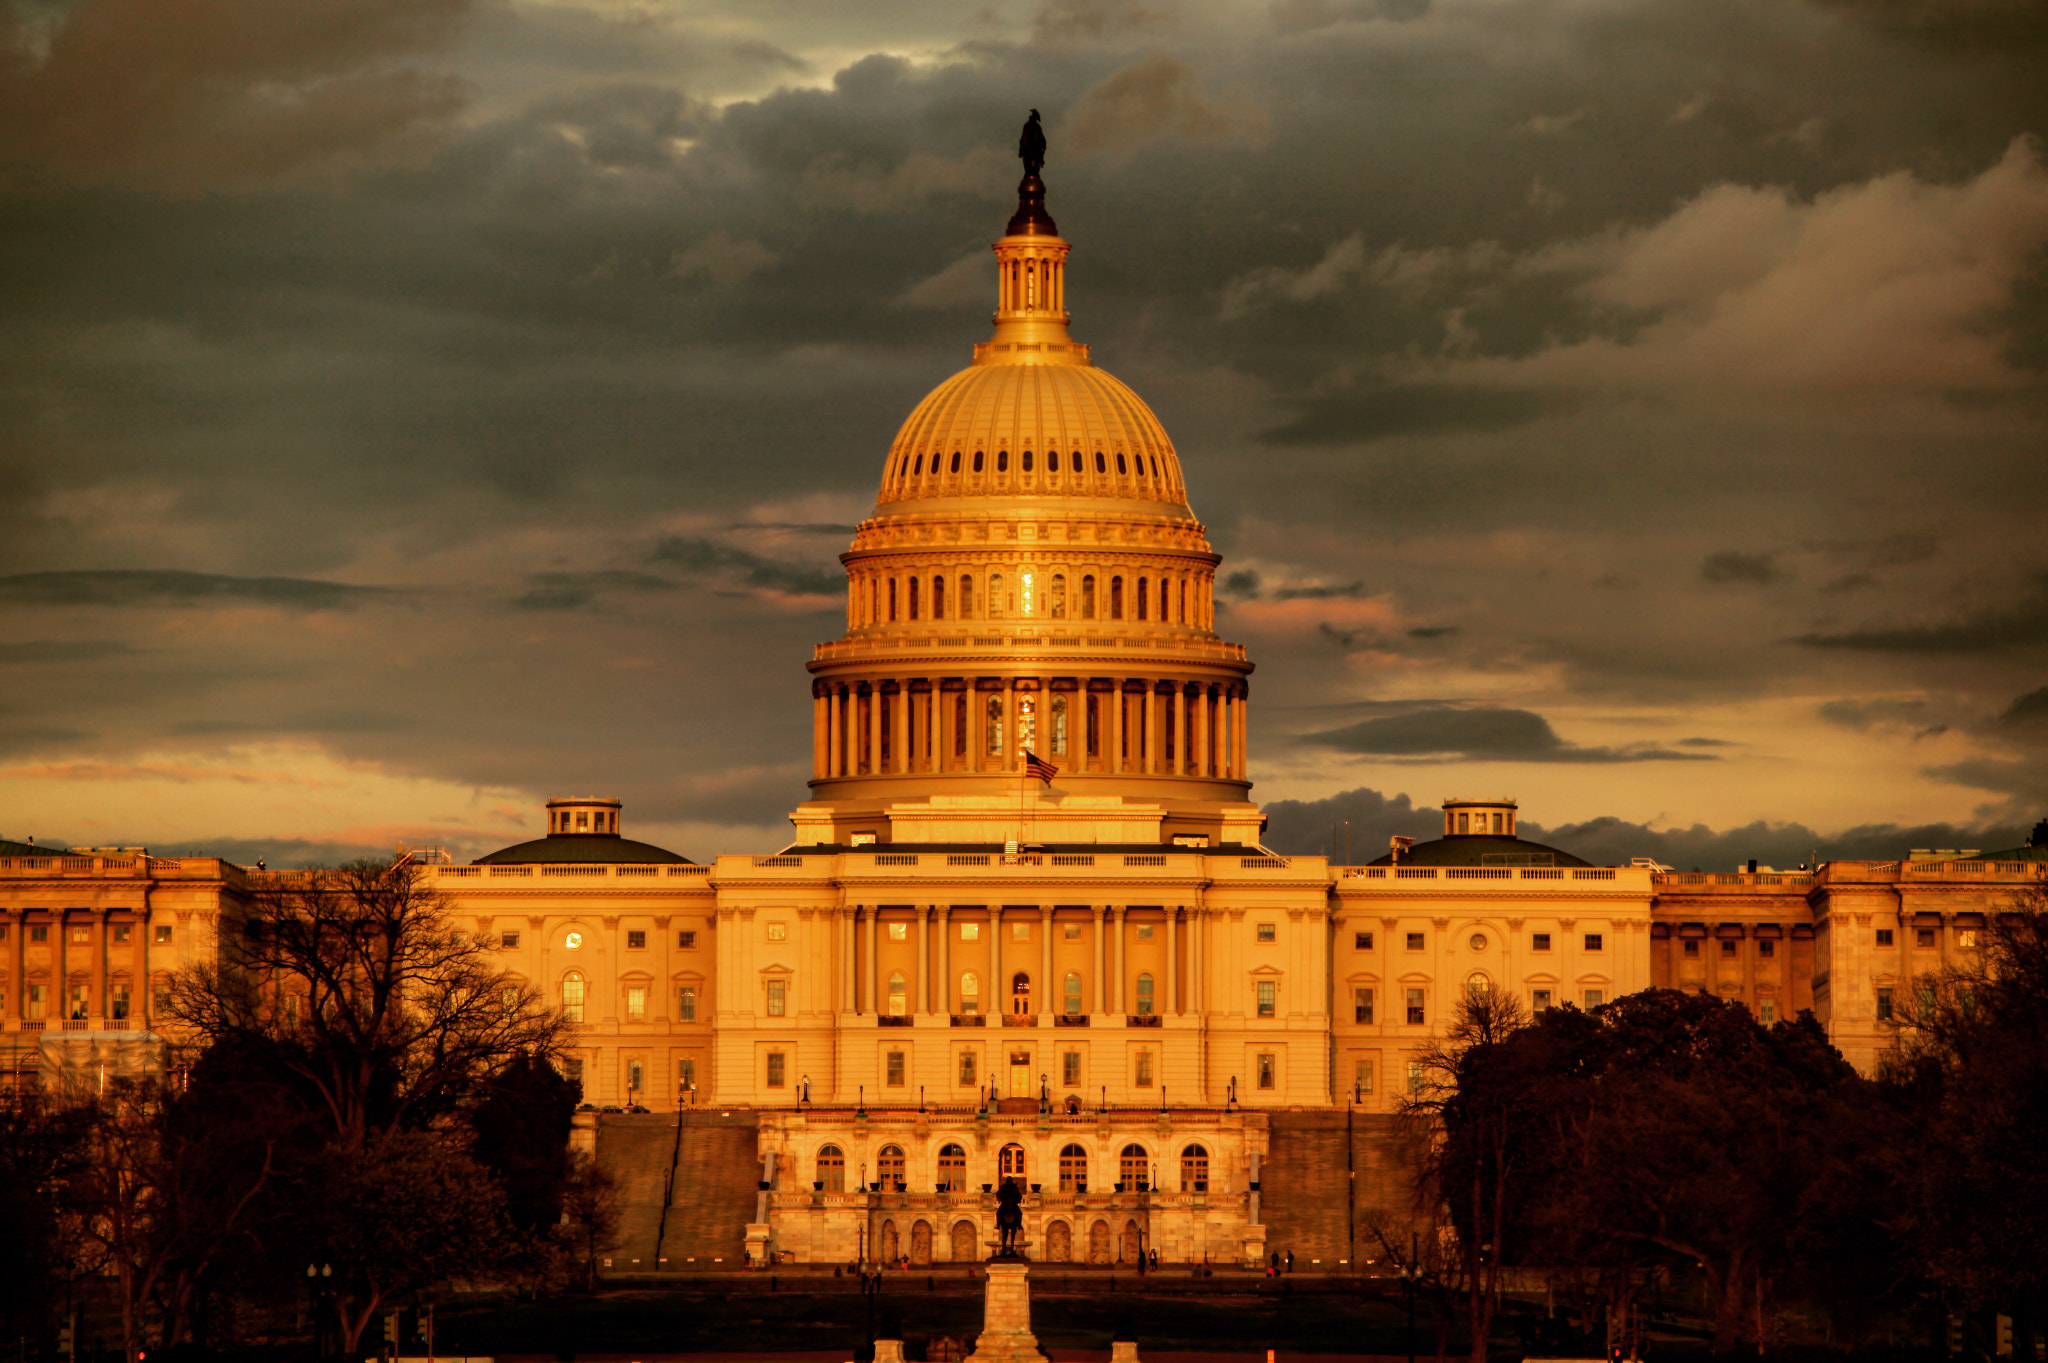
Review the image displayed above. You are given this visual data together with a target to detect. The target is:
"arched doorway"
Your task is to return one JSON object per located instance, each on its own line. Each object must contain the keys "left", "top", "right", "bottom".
{"left": 1087, "top": 1220, "right": 1111, "bottom": 1264}
{"left": 1120, "top": 1218, "right": 1142, "bottom": 1264}
{"left": 998, "top": 1143, "right": 1027, "bottom": 1188}
{"left": 911, "top": 1220, "right": 933, "bottom": 1265}
{"left": 1045, "top": 1220, "right": 1072, "bottom": 1261}
{"left": 1011, "top": 971, "right": 1031, "bottom": 1015}
{"left": 951, "top": 1219, "right": 978, "bottom": 1261}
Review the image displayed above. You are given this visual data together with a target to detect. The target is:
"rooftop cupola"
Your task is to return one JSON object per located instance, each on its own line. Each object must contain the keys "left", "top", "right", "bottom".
{"left": 984, "top": 109, "right": 1080, "bottom": 357}
{"left": 546, "top": 796, "right": 622, "bottom": 837}
{"left": 1443, "top": 798, "right": 1518, "bottom": 838}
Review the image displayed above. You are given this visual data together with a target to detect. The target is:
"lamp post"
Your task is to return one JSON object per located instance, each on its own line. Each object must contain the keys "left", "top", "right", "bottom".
{"left": 305, "top": 1263, "right": 332, "bottom": 1360}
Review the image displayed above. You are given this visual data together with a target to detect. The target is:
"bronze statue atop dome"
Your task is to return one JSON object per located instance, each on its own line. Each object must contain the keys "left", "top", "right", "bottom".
{"left": 1007, "top": 109, "right": 1057, "bottom": 236}
{"left": 1019, "top": 109, "right": 1046, "bottom": 177}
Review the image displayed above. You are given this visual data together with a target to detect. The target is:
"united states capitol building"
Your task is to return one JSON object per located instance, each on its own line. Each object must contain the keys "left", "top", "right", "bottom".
{"left": 3, "top": 141, "right": 2042, "bottom": 1274}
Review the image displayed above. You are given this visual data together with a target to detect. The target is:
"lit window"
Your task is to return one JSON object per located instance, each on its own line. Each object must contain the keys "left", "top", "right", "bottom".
{"left": 887, "top": 972, "right": 907, "bottom": 1016}
{"left": 1959, "top": 928, "right": 1980, "bottom": 948}
{"left": 767, "top": 922, "right": 788, "bottom": 942}
{"left": 1532, "top": 989, "right": 1552, "bottom": 1010}
{"left": 627, "top": 1059, "right": 644, "bottom": 1094}
{"left": 1405, "top": 988, "right": 1425, "bottom": 1025}
{"left": 889, "top": 921, "right": 908, "bottom": 941}
{"left": 1135, "top": 1051, "right": 1154, "bottom": 1087}
{"left": 767, "top": 1052, "right": 786, "bottom": 1087}
{"left": 1256, "top": 923, "right": 1276, "bottom": 942}
{"left": 1136, "top": 924, "right": 1154, "bottom": 940}
{"left": 627, "top": 986, "right": 647, "bottom": 1020}
{"left": 959, "top": 972, "right": 979, "bottom": 1014}
{"left": 1136, "top": 974, "right": 1155, "bottom": 1016}
{"left": 1062, "top": 1050, "right": 1081, "bottom": 1086}
{"left": 1406, "top": 932, "right": 1424, "bottom": 950}
{"left": 678, "top": 986, "right": 697, "bottom": 1021}
{"left": 562, "top": 974, "right": 585, "bottom": 1023}
{"left": 1532, "top": 933, "right": 1551, "bottom": 951}
{"left": 1354, "top": 931, "right": 1374, "bottom": 950}
{"left": 960, "top": 922, "right": 980, "bottom": 941}
{"left": 72, "top": 925, "right": 91, "bottom": 944}
{"left": 1012, "top": 921, "right": 1030, "bottom": 941}
{"left": 1353, "top": 987, "right": 1374, "bottom": 1024}
{"left": 1354, "top": 1060, "right": 1374, "bottom": 1094}
{"left": 886, "top": 1051, "right": 905, "bottom": 1086}
{"left": 564, "top": 931, "right": 583, "bottom": 950}
{"left": 1256, "top": 980, "right": 1276, "bottom": 1017}
{"left": 767, "top": 979, "right": 787, "bottom": 1016}
{"left": 627, "top": 930, "right": 646, "bottom": 949}
{"left": 1584, "top": 934, "right": 1603, "bottom": 952}
{"left": 959, "top": 1051, "right": 977, "bottom": 1086}
{"left": 1466, "top": 973, "right": 1490, "bottom": 999}
{"left": 1063, "top": 923, "right": 1082, "bottom": 940}
{"left": 111, "top": 984, "right": 131, "bottom": 1020}
{"left": 1584, "top": 989, "right": 1605, "bottom": 1008}
{"left": 678, "top": 1058, "right": 696, "bottom": 1098}
{"left": 154, "top": 925, "right": 172, "bottom": 944}
{"left": 112, "top": 925, "right": 131, "bottom": 943}
{"left": 1256, "top": 1053, "right": 1275, "bottom": 1089}
{"left": 1064, "top": 973, "right": 1083, "bottom": 1016}
{"left": 1759, "top": 999, "right": 1777, "bottom": 1023}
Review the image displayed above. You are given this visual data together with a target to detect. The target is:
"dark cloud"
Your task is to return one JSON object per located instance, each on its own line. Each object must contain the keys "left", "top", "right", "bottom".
{"left": 0, "top": 571, "right": 392, "bottom": 610}
{"left": 650, "top": 538, "right": 841, "bottom": 598}
{"left": 514, "top": 570, "right": 678, "bottom": 611}
{"left": 1701, "top": 551, "right": 1788, "bottom": 585}
{"left": 0, "top": 640, "right": 139, "bottom": 663}
{"left": 1817, "top": 697, "right": 1933, "bottom": 729}
{"left": 169, "top": 712, "right": 413, "bottom": 736}
{"left": 1259, "top": 383, "right": 1559, "bottom": 445}
{"left": 1264, "top": 783, "right": 2038, "bottom": 867}
{"left": 1302, "top": 705, "right": 1716, "bottom": 763}
{"left": 2003, "top": 685, "right": 2048, "bottom": 725}
{"left": 1792, "top": 574, "right": 2048, "bottom": 652}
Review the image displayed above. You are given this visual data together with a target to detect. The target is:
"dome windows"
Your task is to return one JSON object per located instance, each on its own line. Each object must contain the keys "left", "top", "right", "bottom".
{"left": 951, "top": 451, "right": 962, "bottom": 473}
{"left": 1047, "top": 450, "right": 1059, "bottom": 472}
{"left": 1116, "top": 453, "right": 1128, "bottom": 474}
{"left": 1095, "top": 451, "right": 1106, "bottom": 473}
{"left": 973, "top": 451, "right": 985, "bottom": 473}
{"left": 913, "top": 454, "right": 923, "bottom": 476}
{"left": 997, "top": 450, "right": 1009, "bottom": 473}
{"left": 1022, "top": 450, "right": 1033, "bottom": 472}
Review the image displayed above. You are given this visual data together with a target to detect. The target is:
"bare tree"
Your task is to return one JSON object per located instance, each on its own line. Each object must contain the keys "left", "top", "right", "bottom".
{"left": 166, "top": 861, "right": 565, "bottom": 1151}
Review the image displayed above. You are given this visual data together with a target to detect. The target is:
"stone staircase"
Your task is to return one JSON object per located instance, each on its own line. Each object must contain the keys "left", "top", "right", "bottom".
{"left": 597, "top": 1109, "right": 762, "bottom": 1271}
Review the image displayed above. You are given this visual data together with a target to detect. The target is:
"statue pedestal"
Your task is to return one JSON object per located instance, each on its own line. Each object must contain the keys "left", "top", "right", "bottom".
{"left": 966, "top": 1260, "right": 1047, "bottom": 1363}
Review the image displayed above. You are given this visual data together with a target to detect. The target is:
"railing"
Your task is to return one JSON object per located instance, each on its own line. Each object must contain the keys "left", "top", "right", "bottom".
{"left": 62, "top": 1019, "right": 89, "bottom": 1031}
{"left": 1447, "top": 868, "right": 1510, "bottom": 880}
{"left": 490, "top": 866, "right": 533, "bottom": 877}
{"left": 1051, "top": 854, "right": 1095, "bottom": 866}
{"left": 439, "top": 865, "right": 481, "bottom": 877}
{"left": 1001, "top": 1014, "right": 1038, "bottom": 1027}
{"left": 752, "top": 856, "right": 804, "bottom": 868}
{"left": 669, "top": 864, "right": 710, "bottom": 875}
{"left": 1396, "top": 867, "right": 1437, "bottom": 879}
{"left": 1123, "top": 854, "right": 1166, "bottom": 867}
{"left": 1240, "top": 856, "right": 1289, "bottom": 869}
{"left": 616, "top": 866, "right": 658, "bottom": 877}
{"left": 874, "top": 853, "right": 920, "bottom": 866}
{"left": 1572, "top": 869, "right": 1616, "bottom": 881}
{"left": 1054, "top": 1014, "right": 1090, "bottom": 1027}
{"left": 948, "top": 854, "right": 991, "bottom": 866}
{"left": 1520, "top": 868, "right": 1562, "bottom": 879}
{"left": 543, "top": 866, "right": 608, "bottom": 877}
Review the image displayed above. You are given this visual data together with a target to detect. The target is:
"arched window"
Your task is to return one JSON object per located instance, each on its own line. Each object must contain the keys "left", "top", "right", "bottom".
{"left": 1116, "top": 452, "right": 1128, "bottom": 474}
{"left": 1181, "top": 1144, "right": 1208, "bottom": 1192}
{"left": 960, "top": 575, "right": 975, "bottom": 617}
{"left": 1150, "top": 456, "right": 1160, "bottom": 478}
{"left": 913, "top": 453, "right": 923, "bottom": 476}
{"left": 1048, "top": 450, "right": 1060, "bottom": 472}
{"left": 1059, "top": 1143, "right": 1088, "bottom": 1192}
{"left": 1049, "top": 574, "right": 1066, "bottom": 618}
{"left": 1466, "top": 972, "right": 1491, "bottom": 999}
{"left": 1119, "top": 1144, "right": 1147, "bottom": 1190}
{"left": 938, "top": 1143, "right": 967, "bottom": 1191}
{"left": 561, "top": 973, "right": 585, "bottom": 1023}
{"left": 960, "top": 971, "right": 980, "bottom": 1014}
{"left": 999, "top": 1143, "right": 1027, "bottom": 1185}
{"left": 933, "top": 575, "right": 946, "bottom": 619}
{"left": 951, "top": 451, "right": 962, "bottom": 473}
{"left": 989, "top": 573, "right": 1004, "bottom": 618}
{"left": 986, "top": 694, "right": 1004, "bottom": 754}
{"left": 1022, "top": 450, "right": 1033, "bottom": 472}
{"left": 888, "top": 971, "right": 908, "bottom": 1016}
{"left": 1179, "top": 579, "right": 1188, "bottom": 623}
{"left": 1011, "top": 972, "right": 1031, "bottom": 1015}
{"left": 878, "top": 1145, "right": 906, "bottom": 1190}
{"left": 1135, "top": 973, "right": 1154, "bottom": 1017}
{"left": 817, "top": 1145, "right": 845, "bottom": 1191}
{"left": 1137, "top": 578, "right": 1149, "bottom": 621}
{"left": 1050, "top": 694, "right": 1069, "bottom": 756}
{"left": 888, "top": 578, "right": 898, "bottom": 622}
{"left": 908, "top": 577, "right": 920, "bottom": 619}
{"left": 1063, "top": 972, "right": 1083, "bottom": 1016}
{"left": 1095, "top": 451, "right": 1107, "bottom": 473}
{"left": 973, "top": 450, "right": 985, "bottom": 472}
{"left": 997, "top": 450, "right": 1009, "bottom": 473}
{"left": 1110, "top": 576, "right": 1124, "bottom": 620}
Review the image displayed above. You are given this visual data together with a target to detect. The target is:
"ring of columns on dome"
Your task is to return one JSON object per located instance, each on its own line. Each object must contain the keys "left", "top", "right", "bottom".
{"left": 810, "top": 676, "right": 1250, "bottom": 783}
{"left": 827, "top": 902, "right": 1209, "bottom": 1020}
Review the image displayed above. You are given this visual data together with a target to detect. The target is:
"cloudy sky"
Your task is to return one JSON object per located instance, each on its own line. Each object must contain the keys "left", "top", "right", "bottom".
{"left": 3, "top": 0, "right": 2045, "bottom": 867}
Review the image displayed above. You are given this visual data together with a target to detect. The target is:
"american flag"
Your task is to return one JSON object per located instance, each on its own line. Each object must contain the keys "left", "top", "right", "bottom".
{"left": 1024, "top": 751, "right": 1059, "bottom": 785}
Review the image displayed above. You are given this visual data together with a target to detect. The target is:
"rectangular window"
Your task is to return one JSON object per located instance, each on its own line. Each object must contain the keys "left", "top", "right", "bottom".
{"left": 1959, "top": 928, "right": 1980, "bottom": 948}
{"left": 1532, "top": 932, "right": 1551, "bottom": 951}
{"left": 960, "top": 922, "right": 980, "bottom": 941}
{"left": 678, "top": 1058, "right": 696, "bottom": 1097}
{"left": 154, "top": 924, "right": 172, "bottom": 944}
{"left": 72, "top": 925, "right": 91, "bottom": 944}
{"left": 1012, "top": 922, "right": 1030, "bottom": 941}
{"left": 766, "top": 1052, "right": 786, "bottom": 1087}
{"left": 626, "top": 986, "right": 647, "bottom": 1020}
{"left": 959, "top": 1050, "right": 977, "bottom": 1086}
{"left": 1063, "top": 923, "right": 1082, "bottom": 940}
{"left": 30, "top": 926, "right": 48, "bottom": 943}
{"left": 627, "top": 1059, "right": 644, "bottom": 1094}
{"left": 1405, "top": 988, "right": 1425, "bottom": 1025}
{"left": 1759, "top": 939, "right": 1775, "bottom": 958}
{"left": 1256, "top": 1053, "right": 1274, "bottom": 1089}
{"left": 1256, "top": 980, "right": 1276, "bottom": 1017}
{"left": 1721, "top": 939, "right": 1738, "bottom": 957}
{"left": 766, "top": 979, "right": 787, "bottom": 1016}
{"left": 1353, "top": 987, "right": 1375, "bottom": 1024}
{"left": 1759, "top": 999, "right": 1777, "bottom": 1023}
{"left": 678, "top": 987, "right": 697, "bottom": 1021}
{"left": 886, "top": 1051, "right": 905, "bottom": 1086}
{"left": 1136, "top": 1051, "right": 1154, "bottom": 1087}
{"left": 1405, "top": 932, "right": 1424, "bottom": 951}
{"left": 1876, "top": 987, "right": 1894, "bottom": 1020}
{"left": 1583, "top": 989, "right": 1605, "bottom": 1008}
{"left": 110, "top": 984, "right": 130, "bottom": 1020}
{"left": 1916, "top": 928, "right": 1936, "bottom": 948}
{"left": 889, "top": 921, "right": 908, "bottom": 941}
{"left": 626, "top": 930, "right": 646, "bottom": 949}
{"left": 27, "top": 984, "right": 45, "bottom": 1019}
{"left": 1136, "top": 924, "right": 1154, "bottom": 940}
{"left": 1062, "top": 1050, "right": 1081, "bottom": 1086}
{"left": 112, "top": 924, "right": 131, "bottom": 943}
{"left": 1875, "top": 928, "right": 1893, "bottom": 946}
{"left": 1354, "top": 931, "right": 1374, "bottom": 950}
{"left": 766, "top": 922, "right": 788, "bottom": 942}
{"left": 564, "top": 1056, "right": 584, "bottom": 1087}
{"left": 678, "top": 930, "right": 697, "bottom": 949}
{"left": 1683, "top": 939, "right": 1700, "bottom": 956}
{"left": 1532, "top": 988, "right": 1552, "bottom": 1010}
{"left": 1584, "top": 933, "right": 1604, "bottom": 952}
{"left": 1256, "top": 923, "right": 1276, "bottom": 942}
{"left": 500, "top": 931, "right": 521, "bottom": 949}
{"left": 1407, "top": 1061, "right": 1424, "bottom": 1094}
{"left": 1354, "top": 1059, "right": 1373, "bottom": 1093}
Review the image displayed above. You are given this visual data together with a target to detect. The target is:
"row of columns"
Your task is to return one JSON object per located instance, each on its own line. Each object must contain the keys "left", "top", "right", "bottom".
{"left": 836, "top": 905, "right": 1208, "bottom": 1019}
{"left": 5, "top": 908, "right": 155, "bottom": 1027}
{"left": 811, "top": 677, "right": 1249, "bottom": 782}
